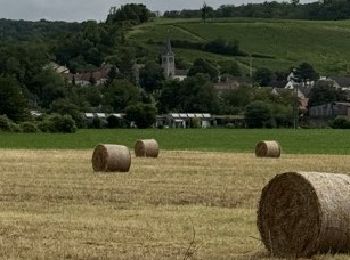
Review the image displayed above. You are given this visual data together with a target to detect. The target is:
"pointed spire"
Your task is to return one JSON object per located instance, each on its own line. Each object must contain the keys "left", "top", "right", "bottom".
{"left": 163, "top": 32, "right": 174, "bottom": 56}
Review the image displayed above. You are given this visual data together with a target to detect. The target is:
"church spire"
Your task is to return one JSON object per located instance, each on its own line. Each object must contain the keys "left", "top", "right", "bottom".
{"left": 163, "top": 34, "right": 174, "bottom": 56}
{"left": 161, "top": 35, "right": 175, "bottom": 79}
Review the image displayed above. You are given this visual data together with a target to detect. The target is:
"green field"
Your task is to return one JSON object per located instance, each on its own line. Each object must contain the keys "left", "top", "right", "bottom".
{"left": 1, "top": 129, "right": 350, "bottom": 154}
{"left": 130, "top": 17, "right": 350, "bottom": 74}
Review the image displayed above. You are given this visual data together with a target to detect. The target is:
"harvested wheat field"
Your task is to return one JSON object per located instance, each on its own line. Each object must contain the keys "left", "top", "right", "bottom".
{"left": 1, "top": 150, "right": 350, "bottom": 259}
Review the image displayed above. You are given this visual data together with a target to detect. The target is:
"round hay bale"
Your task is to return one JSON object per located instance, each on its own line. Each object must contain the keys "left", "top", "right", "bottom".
{"left": 135, "top": 139, "right": 159, "bottom": 157}
{"left": 92, "top": 144, "right": 131, "bottom": 172}
{"left": 255, "top": 140, "right": 280, "bottom": 158}
{"left": 258, "top": 171, "right": 350, "bottom": 258}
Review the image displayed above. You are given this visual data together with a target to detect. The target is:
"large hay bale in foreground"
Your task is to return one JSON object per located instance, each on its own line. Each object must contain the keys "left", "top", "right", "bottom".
{"left": 258, "top": 171, "right": 350, "bottom": 258}
{"left": 135, "top": 139, "right": 159, "bottom": 157}
{"left": 255, "top": 140, "right": 280, "bottom": 157}
{"left": 92, "top": 144, "right": 131, "bottom": 172}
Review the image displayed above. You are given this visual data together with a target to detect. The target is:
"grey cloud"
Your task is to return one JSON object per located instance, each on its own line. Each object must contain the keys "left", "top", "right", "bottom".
{"left": 0, "top": 0, "right": 312, "bottom": 22}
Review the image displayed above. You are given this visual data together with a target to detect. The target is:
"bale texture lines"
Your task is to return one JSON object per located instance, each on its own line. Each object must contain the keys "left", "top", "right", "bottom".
{"left": 258, "top": 171, "right": 350, "bottom": 258}
{"left": 135, "top": 139, "right": 159, "bottom": 158}
{"left": 255, "top": 140, "right": 281, "bottom": 158}
{"left": 92, "top": 144, "right": 131, "bottom": 172}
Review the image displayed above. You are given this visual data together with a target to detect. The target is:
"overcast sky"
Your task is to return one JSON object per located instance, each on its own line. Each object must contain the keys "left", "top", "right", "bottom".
{"left": 0, "top": 0, "right": 314, "bottom": 22}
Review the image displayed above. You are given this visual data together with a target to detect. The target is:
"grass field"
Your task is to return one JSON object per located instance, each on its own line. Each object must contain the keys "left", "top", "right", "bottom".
{"left": 1, "top": 149, "right": 350, "bottom": 259}
{"left": 0, "top": 129, "right": 350, "bottom": 154}
{"left": 129, "top": 17, "right": 350, "bottom": 74}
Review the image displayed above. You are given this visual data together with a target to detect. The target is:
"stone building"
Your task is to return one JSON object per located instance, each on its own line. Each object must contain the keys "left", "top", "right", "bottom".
{"left": 161, "top": 38, "right": 187, "bottom": 81}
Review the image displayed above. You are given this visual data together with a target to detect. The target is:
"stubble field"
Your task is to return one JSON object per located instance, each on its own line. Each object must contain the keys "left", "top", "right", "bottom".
{"left": 1, "top": 149, "right": 350, "bottom": 259}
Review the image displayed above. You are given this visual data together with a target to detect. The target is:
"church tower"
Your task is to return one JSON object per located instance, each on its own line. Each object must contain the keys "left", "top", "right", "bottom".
{"left": 161, "top": 38, "right": 175, "bottom": 79}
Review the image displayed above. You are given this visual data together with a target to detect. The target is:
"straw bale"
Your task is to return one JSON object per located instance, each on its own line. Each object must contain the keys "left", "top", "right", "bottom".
{"left": 135, "top": 139, "right": 159, "bottom": 157}
{"left": 92, "top": 144, "right": 131, "bottom": 172}
{"left": 258, "top": 171, "right": 350, "bottom": 258}
{"left": 255, "top": 140, "right": 281, "bottom": 157}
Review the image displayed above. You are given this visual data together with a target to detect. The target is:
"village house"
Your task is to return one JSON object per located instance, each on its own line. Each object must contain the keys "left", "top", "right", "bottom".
{"left": 316, "top": 75, "right": 350, "bottom": 94}
{"left": 65, "top": 64, "right": 115, "bottom": 86}
{"left": 213, "top": 80, "right": 240, "bottom": 93}
{"left": 286, "top": 72, "right": 350, "bottom": 95}
{"left": 271, "top": 87, "right": 309, "bottom": 113}
{"left": 213, "top": 76, "right": 250, "bottom": 95}
{"left": 329, "top": 76, "right": 350, "bottom": 90}
{"left": 45, "top": 62, "right": 70, "bottom": 74}
{"left": 285, "top": 71, "right": 315, "bottom": 91}
{"left": 46, "top": 62, "right": 115, "bottom": 87}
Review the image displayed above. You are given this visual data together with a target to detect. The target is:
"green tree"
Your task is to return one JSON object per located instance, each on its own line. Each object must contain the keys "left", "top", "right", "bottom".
{"left": 270, "top": 103, "right": 293, "bottom": 128}
{"left": 107, "top": 4, "right": 150, "bottom": 25}
{"left": 107, "top": 115, "right": 123, "bottom": 128}
{"left": 0, "top": 76, "right": 28, "bottom": 122}
{"left": 331, "top": 118, "right": 350, "bottom": 129}
{"left": 221, "top": 86, "right": 251, "bottom": 113}
{"left": 106, "top": 66, "right": 118, "bottom": 86}
{"left": 125, "top": 103, "right": 157, "bottom": 128}
{"left": 103, "top": 80, "right": 140, "bottom": 112}
{"left": 158, "top": 80, "right": 183, "bottom": 113}
{"left": 219, "top": 60, "right": 241, "bottom": 76}
{"left": 291, "top": 0, "right": 300, "bottom": 6}
{"left": 44, "top": 114, "right": 77, "bottom": 133}
{"left": 85, "top": 87, "right": 102, "bottom": 107}
{"left": 50, "top": 98, "right": 85, "bottom": 128}
{"left": 117, "top": 48, "right": 136, "bottom": 82}
{"left": 188, "top": 58, "right": 219, "bottom": 82}
{"left": 139, "top": 62, "right": 164, "bottom": 92}
{"left": 296, "top": 62, "right": 319, "bottom": 81}
{"left": 86, "top": 47, "right": 103, "bottom": 66}
{"left": 181, "top": 74, "right": 219, "bottom": 112}
{"left": 6, "top": 57, "right": 25, "bottom": 81}
{"left": 31, "top": 69, "right": 66, "bottom": 108}
{"left": 0, "top": 115, "right": 11, "bottom": 131}
{"left": 245, "top": 100, "right": 271, "bottom": 128}
{"left": 253, "top": 67, "right": 272, "bottom": 87}
{"left": 159, "top": 74, "right": 219, "bottom": 113}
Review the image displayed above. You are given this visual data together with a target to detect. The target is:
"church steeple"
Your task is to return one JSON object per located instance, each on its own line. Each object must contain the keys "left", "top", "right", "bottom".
{"left": 161, "top": 37, "right": 175, "bottom": 79}
{"left": 164, "top": 37, "right": 174, "bottom": 56}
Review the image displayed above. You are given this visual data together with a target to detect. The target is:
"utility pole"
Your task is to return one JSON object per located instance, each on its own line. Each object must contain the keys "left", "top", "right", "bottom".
{"left": 292, "top": 68, "right": 299, "bottom": 130}
{"left": 250, "top": 54, "right": 253, "bottom": 87}
{"left": 202, "top": 2, "right": 207, "bottom": 23}
{"left": 293, "top": 85, "right": 298, "bottom": 130}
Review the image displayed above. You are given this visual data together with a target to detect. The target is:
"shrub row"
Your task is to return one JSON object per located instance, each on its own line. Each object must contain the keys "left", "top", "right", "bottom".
{"left": 330, "top": 118, "right": 350, "bottom": 129}
{"left": 152, "top": 38, "right": 249, "bottom": 57}
{"left": 0, "top": 114, "right": 76, "bottom": 133}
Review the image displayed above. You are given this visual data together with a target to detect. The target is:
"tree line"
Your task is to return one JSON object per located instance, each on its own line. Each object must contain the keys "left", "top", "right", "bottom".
{"left": 164, "top": 0, "right": 350, "bottom": 21}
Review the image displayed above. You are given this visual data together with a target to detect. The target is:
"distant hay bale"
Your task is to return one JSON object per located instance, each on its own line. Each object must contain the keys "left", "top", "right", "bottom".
{"left": 92, "top": 144, "right": 131, "bottom": 172}
{"left": 255, "top": 140, "right": 280, "bottom": 157}
{"left": 258, "top": 171, "right": 350, "bottom": 258}
{"left": 135, "top": 139, "right": 159, "bottom": 158}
